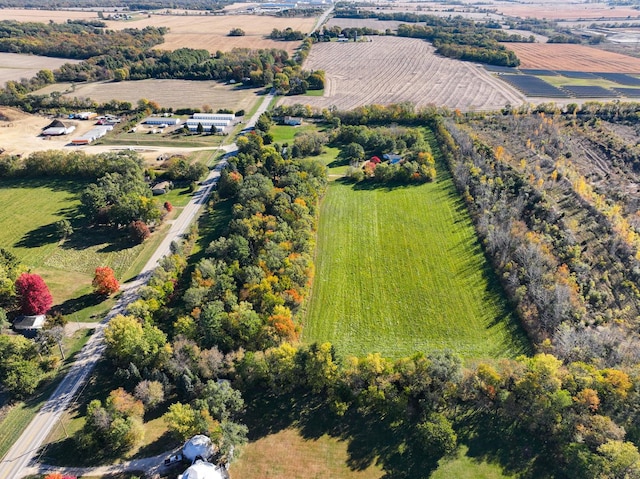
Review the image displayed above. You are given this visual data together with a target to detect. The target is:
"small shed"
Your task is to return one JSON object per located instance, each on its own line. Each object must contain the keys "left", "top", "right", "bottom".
{"left": 14, "top": 315, "right": 46, "bottom": 334}
{"left": 152, "top": 181, "right": 172, "bottom": 195}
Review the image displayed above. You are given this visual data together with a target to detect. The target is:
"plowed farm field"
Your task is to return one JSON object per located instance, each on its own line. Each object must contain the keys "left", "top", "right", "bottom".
{"left": 279, "top": 36, "right": 525, "bottom": 111}
{"left": 496, "top": 3, "right": 640, "bottom": 20}
{"left": 104, "top": 14, "right": 318, "bottom": 54}
{"left": 0, "top": 53, "right": 79, "bottom": 84}
{"left": 36, "top": 79, "right": 261, "bottom": 111}
{"left": 0, "top": 8, "right": 98, "bottom": 23}
{"left": 507, "top": 44, "right": 640, "bottom": 72}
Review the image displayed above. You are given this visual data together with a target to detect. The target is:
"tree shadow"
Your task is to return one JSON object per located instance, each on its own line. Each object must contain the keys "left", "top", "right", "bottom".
{"left": 14, "top": 222, "right": 59, "bottom": 248}
{"left": 133, "top": 431, "right": 179, "bottom": 459}
{"left": 52, "top": 293, "right": 103, "bottom": 316}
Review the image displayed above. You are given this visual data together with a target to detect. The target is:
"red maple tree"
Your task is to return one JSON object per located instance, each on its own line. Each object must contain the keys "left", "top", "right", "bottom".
{"left": 92, "top": 266, "right": 120, "bottom": 296}
{"left": 15, "top": 273, "right": 53, "bottom": 315}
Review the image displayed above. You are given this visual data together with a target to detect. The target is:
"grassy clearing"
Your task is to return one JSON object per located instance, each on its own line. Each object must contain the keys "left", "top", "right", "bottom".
{"left": 230, "top": 428, "right": 383, "bottom": 479}
{"left": 270, "top": 124, "right": 319, "bottom": 143}
{"left": 539, "top": 75, "right": 622, "bottom": 89}
{"left": 303, "top": 133, "right": 528, "bottom": 360}
{"left": 432, "top": 446, "right": 514, "bottom": 479}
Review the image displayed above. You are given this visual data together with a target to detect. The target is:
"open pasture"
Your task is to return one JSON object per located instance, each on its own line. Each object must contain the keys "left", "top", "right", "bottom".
{"left": 104, "top": 14, "right": 317, "bottom": 54}
{"left": 0, "top": 52, "right": 79, "bottom": 85}
{"left": 303, "top": 143, "right": 528, "bottom": 360}
{"left": 506, "top": 43, "right": 640, "bottom": 72}
{"left": 279, "top": 36, "right": 525, "bottom": 112}
{"left": 38, "top": 79, "right": 262, "bottom": 112}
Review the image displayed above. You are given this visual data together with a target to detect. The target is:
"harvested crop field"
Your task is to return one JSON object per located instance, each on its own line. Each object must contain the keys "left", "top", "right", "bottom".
{"left": 279, "top": 36, "right": 525, "bottom": 111}
{"left": 36, "top": 79, "right": 262, "bottom": 111}
{"left": 0, "top": 8, "right": 98, "bottom": 23}
{"left": 104, "top": 14, "right": 317, "bottom": 54}
{"left": 507, "top": 43, "right": 640, "bottom": 72}
{"left": 326, "top": 18, "right": 408, "bottom": 31}
{"left": 496, "top": 3, "right": 640, "bottom": 20}
{"left": 0, "top": 53, "right": 79, "bottom": 85}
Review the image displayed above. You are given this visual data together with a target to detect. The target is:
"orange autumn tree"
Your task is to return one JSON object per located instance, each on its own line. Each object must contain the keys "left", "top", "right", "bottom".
{"left": 268, "top": 305, "right": 299, "bottom": 342}
{"left": 92, "top": 266, "right": 120, "bottom": 296}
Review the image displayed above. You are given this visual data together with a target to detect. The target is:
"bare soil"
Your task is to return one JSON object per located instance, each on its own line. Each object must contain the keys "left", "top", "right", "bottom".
{"left": 506, "top": 43, "right": 640, "bottom": 72}
{"left": 495, "top": 3, "right": 640, "bottom": 20}
{"left": 104, "top": 14, "right": 318, "bottom": 54}
{"left": 0, "top": 53, "right": 79, "bottom": 85}
{"left": 36, "top": 79, "right": 262, "bottom": 112}
{"left": 279, "top": 36, "right": 525, "bottom": 112}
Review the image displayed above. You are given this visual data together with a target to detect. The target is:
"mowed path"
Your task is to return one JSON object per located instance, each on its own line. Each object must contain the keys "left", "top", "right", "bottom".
{"left": 304, "top": 148, "right": 528, "bottom": 360}
{"left": 279, "top": 36, "right": 525, "bottom": 112}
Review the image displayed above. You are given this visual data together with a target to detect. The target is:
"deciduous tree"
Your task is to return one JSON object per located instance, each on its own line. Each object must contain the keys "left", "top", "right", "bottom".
{"left": 93, "top": 266, "right": 119, "bottom": 296}
{"left": 15, "top": 272, "right": 52, "bottom": 315}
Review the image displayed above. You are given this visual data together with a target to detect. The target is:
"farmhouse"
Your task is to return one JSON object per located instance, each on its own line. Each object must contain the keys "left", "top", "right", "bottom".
{"left": 42, "top": 120, "right": 76, "bottom": 136}
{"left": 284, "top": 116, "right": 302, "bottom": 126}
{"left": 145, "top": 116, "right": 181, "bottom": 125}
{"left": 383, "top": 153, "right": 403, "bottom": 164}
{"left": 71, "top": 125, "right": 112, "bottom": 145}
{"left": 13, "top": 315, "right": 46, "bottom": 335}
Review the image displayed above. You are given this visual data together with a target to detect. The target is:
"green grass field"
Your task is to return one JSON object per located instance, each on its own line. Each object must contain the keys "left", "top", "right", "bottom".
{"left": 0, "top": 178, "right": 190, "bottom": 319}
{"left": 303, "top": 136, "right": 528, "bottom": 360}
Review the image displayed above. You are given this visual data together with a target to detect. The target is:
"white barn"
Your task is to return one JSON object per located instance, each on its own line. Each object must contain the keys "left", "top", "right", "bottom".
{"left": 192, "top": 113, "right": 235, "bottom": 121}
{"left": 145, "top": 117, "right": 181, "bottom": 125}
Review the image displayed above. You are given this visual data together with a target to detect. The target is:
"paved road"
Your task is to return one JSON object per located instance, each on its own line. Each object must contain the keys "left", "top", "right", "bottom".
{"left": 311, "top": 4, "right": 334, "bottom": 34}
{"left": 0, "top": 92, "right": 274, "bottom": 479}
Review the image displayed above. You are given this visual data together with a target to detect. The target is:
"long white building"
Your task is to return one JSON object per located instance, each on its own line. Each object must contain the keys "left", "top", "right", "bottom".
{"left": 192, "top": 113, "right": 235, "bottom": 121}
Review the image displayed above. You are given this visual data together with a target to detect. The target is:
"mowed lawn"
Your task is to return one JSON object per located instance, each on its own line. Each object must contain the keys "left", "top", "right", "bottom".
{"left": 304, "top": 160, "right": 528, "bottom": 360}
{"left": 0, "top": 178, "right": 163, "bottom": 316}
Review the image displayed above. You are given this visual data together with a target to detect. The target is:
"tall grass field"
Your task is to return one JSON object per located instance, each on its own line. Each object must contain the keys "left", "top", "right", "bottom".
{"left": 303, "top": 136, "right": 528, "bottom": 360}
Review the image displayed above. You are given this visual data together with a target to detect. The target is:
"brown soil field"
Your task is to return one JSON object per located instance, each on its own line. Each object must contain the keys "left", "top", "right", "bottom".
{"left": 495, "top": 3, "right": 640, "bottom": 20}
{"left": 279, "top": 36, "right": 525, "bottom": 112}
{"left": 326, "top": 18, "right": 408, "bottom": 31}
{"left": 507, "top": 43, "right": 640, "bottom": 72}
{"left": 0, "top": 106, "right": 222, "bottom": 160}
{"left": 0, "top": 107, "right": 96, "bottom": 156}
{"left": 36, "top": 79, "right": 262, "bottom": 111}
{"left": 0, "top": 53, "right": 79, "bottom": 84}
{"left": 104, "top": 14, "right": 318, "bottom": 54}
{"left": 0, "top": 8, "right": 99, "bottom": 22}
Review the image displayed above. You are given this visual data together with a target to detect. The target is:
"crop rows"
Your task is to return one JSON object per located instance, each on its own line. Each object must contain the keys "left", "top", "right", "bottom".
{"left": 613, "top": 87, "right": 640, "bottom": 97}
{"left": 279, "top": 36, "right": 525, "bottom": 112}
{"left": 595, "top": 72, "right": 640, "bottom": 86}
{"left": 561, "top": 85, "right": 618, "bottom": 98}
{"left": 498, "top": 74, "right": 569, "bottom": 97}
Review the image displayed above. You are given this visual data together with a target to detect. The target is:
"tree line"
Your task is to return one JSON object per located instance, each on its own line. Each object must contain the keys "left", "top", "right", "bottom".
{"left": 0, "top": 20, "right": 323, "bottom": 114}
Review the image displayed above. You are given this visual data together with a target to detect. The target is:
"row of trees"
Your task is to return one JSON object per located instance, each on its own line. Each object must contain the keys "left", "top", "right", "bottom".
{"left": 230, "top": 341, "right": 640, "bottom": 479}
{"left": 180, "top": 132, "right": 326, "bottom": 351}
